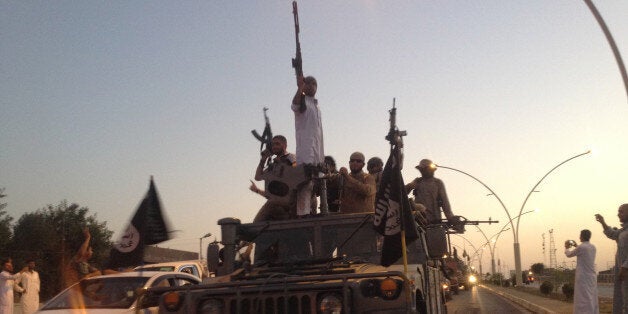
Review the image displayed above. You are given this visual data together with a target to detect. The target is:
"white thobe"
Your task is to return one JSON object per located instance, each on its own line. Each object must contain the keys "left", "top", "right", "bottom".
{"left": 0, "top": 270, "right": 21, "bottom": 314}
{"left": 292, "top": 96, "right": 324, "bottom": 215}
{"left": 291, "top": 96, "right": 324, "bottom": 165}
{"left": 565, "top": 241, "right": 599, "bottom": 314}
{"left": 17, "top": 270, "right": 40, "bottom": 314}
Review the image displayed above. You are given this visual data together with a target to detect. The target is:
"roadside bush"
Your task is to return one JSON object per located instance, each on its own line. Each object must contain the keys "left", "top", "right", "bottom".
{"left": 561, "top": 282, "right": 574, "bottom": 300}
{"left": 540, "top": 281, "right": 554, "bottom": 295}
{"left": 502, "top": 280, "right": 510, "bottom": 287}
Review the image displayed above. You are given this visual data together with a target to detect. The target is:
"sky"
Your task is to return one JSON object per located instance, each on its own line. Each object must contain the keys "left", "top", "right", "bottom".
{"left": 2, "top": 1, "right": 627, "bottom": 275}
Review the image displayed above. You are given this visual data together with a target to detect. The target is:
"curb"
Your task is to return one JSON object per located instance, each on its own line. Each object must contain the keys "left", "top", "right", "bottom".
{"left": 480, "top": 284, "right": 557, "bottom": 314}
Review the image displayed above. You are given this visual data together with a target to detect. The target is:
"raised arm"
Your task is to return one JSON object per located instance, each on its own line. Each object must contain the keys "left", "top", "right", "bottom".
{"left": 291, "top": 76, "right": 306, "bottom": 113}
{"left": 76, "top": 227, "right": 91, "bottom": 260}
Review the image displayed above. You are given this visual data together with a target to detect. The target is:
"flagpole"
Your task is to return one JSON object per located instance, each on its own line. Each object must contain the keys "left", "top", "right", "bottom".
{"left": 390, "top": 99, "right": 411, "bottom": 301}
{"left": 396, "top": 147, "right": 409, "bottom": 276}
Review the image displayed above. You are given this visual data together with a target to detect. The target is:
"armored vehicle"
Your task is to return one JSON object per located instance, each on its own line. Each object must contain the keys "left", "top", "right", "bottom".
{"left": 141, "top": 211, "right": 450, "bottom": 313}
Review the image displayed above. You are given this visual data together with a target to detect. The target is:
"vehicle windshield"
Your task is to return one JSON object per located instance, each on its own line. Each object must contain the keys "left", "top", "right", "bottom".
{"left": 41, "top": 277, "right": 149, "bottom": 310}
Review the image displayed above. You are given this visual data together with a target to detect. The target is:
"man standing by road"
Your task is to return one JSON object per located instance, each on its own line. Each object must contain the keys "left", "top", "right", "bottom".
{"left": 15, "top": 259, "right": 40, "bottom": 314}
{"left": 596, "top": 204, "right": 628, "bottom": 314}
{"left": 564, "top": 230, "right": 599, "bottom": 314}
{"left": 292, "top": 75, "right": 324, "bottom": 217}
{"left": 0, "top": 259, "right": 25, "bottom": 314}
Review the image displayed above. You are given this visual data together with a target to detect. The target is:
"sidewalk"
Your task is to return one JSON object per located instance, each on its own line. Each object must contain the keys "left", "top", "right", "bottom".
{"left": 480, "top": 284, "right": 573, "bottom": 314}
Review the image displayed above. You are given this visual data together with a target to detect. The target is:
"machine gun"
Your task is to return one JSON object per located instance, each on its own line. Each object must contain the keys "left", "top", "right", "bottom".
{"left": 443, "top": 216, "right": 498, "bottom": 234}
{"left": 251, "top": 107, "right": 273, "bottom": 165}
{"left": 291, "top": 1, "right": 303, "bottom": 79}
{"left": 424, "top": 216, "right": 498, "bottom": 260}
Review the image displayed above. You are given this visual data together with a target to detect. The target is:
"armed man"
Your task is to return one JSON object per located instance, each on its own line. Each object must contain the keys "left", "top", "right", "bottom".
{"left": 405, "top": 159, "right": 462, "bottom": 231}
{"left": 250, "top": 135, "right": 297, "bottom": 222}
{"left": 290, "top": 1, "right": 324, "bottom": 217}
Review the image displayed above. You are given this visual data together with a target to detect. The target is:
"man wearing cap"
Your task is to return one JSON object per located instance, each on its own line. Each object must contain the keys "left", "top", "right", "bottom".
{"left": 292, "top": 75, "right": 324, "bottom": 217}
{"left": 405, "top": 159, "right": 456, "bottom": 225}
{"left": 329, "top": 152, "right": 376, "bottom": 213}
{"left": 367, "top": 157, "right": 384, "bottom": 190}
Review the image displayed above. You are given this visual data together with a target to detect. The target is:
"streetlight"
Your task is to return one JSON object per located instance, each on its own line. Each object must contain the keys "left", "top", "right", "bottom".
{"left": 475, "top": 209, "right": 536, "bottom": 275}
{"left": 512, "top": 150, "right": 590, "bottom": 285}
{"left": 453, "top": 234, "right": 484, "bottom": 275}
{"left": 199, "top": 232, "right": 212, "bottom": 261}
{"left": 436, "top": 150, "right": 590, "bottom": 286}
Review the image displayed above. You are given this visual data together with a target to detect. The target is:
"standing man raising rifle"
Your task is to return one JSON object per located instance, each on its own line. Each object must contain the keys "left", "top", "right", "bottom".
{"left": 290, "top": 1, "right": 326, "bottom": 216}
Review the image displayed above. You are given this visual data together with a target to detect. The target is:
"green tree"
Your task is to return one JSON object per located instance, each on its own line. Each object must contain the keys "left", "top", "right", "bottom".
{"left": 0, "top": 188, "right": 13, "bottom": 255}
{"left": 531, "top": 262, "right": 545, "bottom": 275}
{"left": 10, "top": 200, "right": 113, "bottom": 300}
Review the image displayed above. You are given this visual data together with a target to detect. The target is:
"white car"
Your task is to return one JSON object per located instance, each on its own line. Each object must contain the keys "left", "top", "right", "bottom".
{"left": 134, "top": 259, "right": 210, "bottom": 279}
{"left": 36, "top": 271, "right": 200, "bottom": 313}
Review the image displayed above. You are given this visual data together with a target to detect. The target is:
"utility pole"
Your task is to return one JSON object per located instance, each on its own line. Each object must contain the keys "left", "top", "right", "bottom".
{"left": 542, "top": 233, "right": 546, "bottom": 266}
{"left": 549, "top": 229, "right": 557, "bottom": 269}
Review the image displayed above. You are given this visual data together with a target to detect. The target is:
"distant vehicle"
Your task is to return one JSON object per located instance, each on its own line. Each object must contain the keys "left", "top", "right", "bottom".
{"left": 134, "top": 260, "right": 210, "bottom": 280}
{"left": 466, "top": 274, "right": 478, "bottom": 289}
{"left": 442, "top": 278, "right": 452, "bottom": 301}
{"left": 37, "top": 271, "right": 200, "bottom": 313}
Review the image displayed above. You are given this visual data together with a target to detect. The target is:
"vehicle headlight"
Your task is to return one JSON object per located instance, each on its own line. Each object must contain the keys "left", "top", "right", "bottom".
{"left": 442, "top": 283, "right": 449, "bottom": 290}
{"left": 468, "top": 275, "right": 477, "bottom": 284}
{"left": 162, "top": 292, "right": 182, "bottom": 312}
{"left": 318, "top": 293, "right": 342, "bottom": 314}
{"left": 379, "top": 278, "right": 402, "bottom": 300}
{"left": 198, "top": 298, "right": 224, "bottom": 314}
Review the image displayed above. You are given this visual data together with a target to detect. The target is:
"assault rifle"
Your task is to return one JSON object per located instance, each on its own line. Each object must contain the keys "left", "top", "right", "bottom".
{"left": 251, "top": 107, "right": 273, "bottom": 165}
{"left": 385, "top": 98, "right": 408, "bottom": 166}
{"left": 291, "top": 1, "right": 303, "bottom": 79}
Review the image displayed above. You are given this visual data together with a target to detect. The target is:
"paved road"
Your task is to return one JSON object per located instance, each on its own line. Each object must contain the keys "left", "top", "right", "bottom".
{"left": 446, "top": 286, "right": 534, "bottom": 314}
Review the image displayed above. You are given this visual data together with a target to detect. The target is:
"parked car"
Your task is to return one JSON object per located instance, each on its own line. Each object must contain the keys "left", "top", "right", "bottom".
{"left": 37, "top": 271, "right": 200, "bottom": 313}
{"left": 134, "top": 259, "right": 210, "bottom": 279}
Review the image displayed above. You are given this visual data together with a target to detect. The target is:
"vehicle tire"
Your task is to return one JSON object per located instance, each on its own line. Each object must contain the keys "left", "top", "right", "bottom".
{"left": 416, "top": 290, "right": 427, "bottom": 314}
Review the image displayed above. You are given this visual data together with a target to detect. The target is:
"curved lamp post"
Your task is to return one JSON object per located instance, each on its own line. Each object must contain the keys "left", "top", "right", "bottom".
{"left": 475, "top": 209, "right": 536, "bottom": 275}
{"left": 437, "top": 150, "right": 590, "bottom": 286}
{"left": 512, "top": 150, "right": 590, "bottom": 285}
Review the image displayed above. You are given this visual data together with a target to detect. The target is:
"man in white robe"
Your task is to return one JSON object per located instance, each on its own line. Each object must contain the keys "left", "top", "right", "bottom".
{"left": 0, "top": 259, "right": 25, "bottom": 314}
{"left": 565, "top": 229, "right": 599, "bottom": 314}
{"left": 291, "top": 75, "right": 324, "bottom": 216}
{"left": 15, "top": 260, "right": 40, "bottom": 314}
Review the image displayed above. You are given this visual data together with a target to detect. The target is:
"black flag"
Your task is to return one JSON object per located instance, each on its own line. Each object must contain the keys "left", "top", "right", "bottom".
{"left": 373, "top": 148, "right": 419, "bottom": 267}
{"left": 108, "top": 177, "right": 170, "bottom": 269}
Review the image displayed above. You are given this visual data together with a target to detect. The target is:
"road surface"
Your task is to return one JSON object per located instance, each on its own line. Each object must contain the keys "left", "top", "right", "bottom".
{"left": 446, "top": 286, "right": 534, "bottom": 314}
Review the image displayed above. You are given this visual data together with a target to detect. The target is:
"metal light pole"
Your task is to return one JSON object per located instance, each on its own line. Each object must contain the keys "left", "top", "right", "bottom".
{"left": 474, "top": 209, "right": 535, "bottom": 275}
{"left": 199, "top": 232, "right": 212, "bottom": 261}
{"left": 512, "top": 150, "right": 590, "bottom": 285}
{"left": 437, "top": 150, "right": 590, "bottom": 286}
{"left": 453, "top": 234, "right": 484, "bottom": 274}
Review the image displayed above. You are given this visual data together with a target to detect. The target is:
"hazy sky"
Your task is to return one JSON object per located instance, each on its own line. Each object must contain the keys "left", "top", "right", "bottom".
{"left": 2, "top": 1, "right": 627, "bottom": 274}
